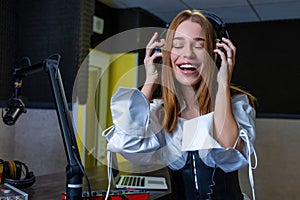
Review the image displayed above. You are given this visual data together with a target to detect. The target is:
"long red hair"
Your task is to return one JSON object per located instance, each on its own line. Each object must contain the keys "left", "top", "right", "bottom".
{"left": 160, "top": 10, "right": 255, "bottom": 133}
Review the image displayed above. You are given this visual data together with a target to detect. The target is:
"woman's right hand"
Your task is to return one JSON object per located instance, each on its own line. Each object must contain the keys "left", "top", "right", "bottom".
{"left": 143, "top": 32, "right": 164, "bottom": 84}
{"left": 141, "top": 32, "right": 164, "bottom": 100}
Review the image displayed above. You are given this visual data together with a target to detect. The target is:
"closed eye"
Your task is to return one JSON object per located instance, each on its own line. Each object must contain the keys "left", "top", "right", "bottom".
{"left": 172, "top": 37, "right": 184, "bottom": 49}
{"left": 194, "top": 44, "right": 204, "bottom": 49}
{"left": 173, "top": 45, "right": 184, "bottom": 49}
{"left": 193, "top": 38, "right": 205, "bottom": 49}
{"left": 172, "top": 37, "right": 205, "bottom": 49}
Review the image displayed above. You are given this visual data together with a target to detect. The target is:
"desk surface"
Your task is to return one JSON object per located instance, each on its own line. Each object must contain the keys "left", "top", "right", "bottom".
{"left": 22, "top": 165, "right": 171, "bottom": 200}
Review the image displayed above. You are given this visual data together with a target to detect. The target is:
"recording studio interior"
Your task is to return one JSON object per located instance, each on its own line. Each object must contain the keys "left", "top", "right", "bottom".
{"left": 0, "top": 0, "right": 300, "bottom": 199}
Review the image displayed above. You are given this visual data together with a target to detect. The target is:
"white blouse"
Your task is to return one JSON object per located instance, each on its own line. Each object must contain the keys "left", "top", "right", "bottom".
{"left": 104, "top": 87, "right": 258, "bottom": 199}
{"left": 105, "top": 87, "right": 257, "bottom": 172}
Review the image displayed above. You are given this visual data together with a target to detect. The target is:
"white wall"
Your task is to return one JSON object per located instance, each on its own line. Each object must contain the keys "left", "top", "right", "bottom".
{"left": 240, "top": 118, "right": 300, "bottom": 200}
{"left": 0, "top": 121, "right": 15, "bottom": 159}
{"left": 0, "top": 108, "right": 67, "bottom": 176}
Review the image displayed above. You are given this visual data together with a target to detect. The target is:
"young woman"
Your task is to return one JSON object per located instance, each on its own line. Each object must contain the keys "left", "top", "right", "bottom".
{"left": 104, "top": 10, "right": 257, "bottom": 200}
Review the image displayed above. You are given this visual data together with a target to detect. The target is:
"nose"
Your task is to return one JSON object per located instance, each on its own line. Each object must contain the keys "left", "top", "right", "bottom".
{"left": 182, "top": 44, "right": 195, "bottom": 58}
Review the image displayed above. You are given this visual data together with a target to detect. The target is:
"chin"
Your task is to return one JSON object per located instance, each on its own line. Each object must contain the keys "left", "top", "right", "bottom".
{"left": 175, "top": 77, "right": 202, "bottom": 89}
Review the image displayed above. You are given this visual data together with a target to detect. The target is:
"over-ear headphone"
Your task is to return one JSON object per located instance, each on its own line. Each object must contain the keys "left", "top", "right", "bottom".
{"left": 201, "top": 10, "right": 230, "bottom": 68}
{"left": 201, "top": 10, "right": 229, "bottom": 40}
{"left": 0, "top": 159, "right": 36, "bottom": 188}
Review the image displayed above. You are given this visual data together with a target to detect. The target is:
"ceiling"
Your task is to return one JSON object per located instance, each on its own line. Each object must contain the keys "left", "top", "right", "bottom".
{"left": 99, "top": 0, "right": 300, "bottom": 23}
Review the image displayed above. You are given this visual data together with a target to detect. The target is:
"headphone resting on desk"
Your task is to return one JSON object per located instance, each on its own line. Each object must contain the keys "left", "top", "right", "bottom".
{"left": 0, "top": 159, "right": 36, "bottom": 188}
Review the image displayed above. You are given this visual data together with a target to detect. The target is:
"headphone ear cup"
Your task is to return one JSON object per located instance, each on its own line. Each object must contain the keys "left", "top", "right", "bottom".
{"left": 2, "top": 160, "right": 36, "bottom": 189}
{"left": 2, "top": 161, "right": 9, "bottom": 178}
{"left": 3, "top": 160, "right": 15, "bottom": 179}
{"left": 201, "top": 10, "right": 230, "bottom": 69}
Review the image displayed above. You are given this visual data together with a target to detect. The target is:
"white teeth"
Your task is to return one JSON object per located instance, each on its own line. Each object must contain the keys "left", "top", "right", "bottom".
{"left": 179, "top": 64, "right": 197, "bottom": 69}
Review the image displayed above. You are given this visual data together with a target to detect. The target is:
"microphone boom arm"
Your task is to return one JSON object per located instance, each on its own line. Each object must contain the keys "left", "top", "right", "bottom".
{"left": 11, "top": 56, "right": 84, "bottom": 200}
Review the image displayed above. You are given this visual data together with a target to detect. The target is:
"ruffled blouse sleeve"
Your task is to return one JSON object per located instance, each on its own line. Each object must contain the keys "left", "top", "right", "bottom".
{"left": 201, "top": 94, "right": 257, "bottom": 172}
{"left": 104, "top": 87, "right": 164, "bottom": 164}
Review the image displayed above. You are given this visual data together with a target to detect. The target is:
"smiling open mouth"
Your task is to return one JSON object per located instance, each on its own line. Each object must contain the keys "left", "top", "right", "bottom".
{"left": 179, "top": 64, "right": 198, "bottom": 71}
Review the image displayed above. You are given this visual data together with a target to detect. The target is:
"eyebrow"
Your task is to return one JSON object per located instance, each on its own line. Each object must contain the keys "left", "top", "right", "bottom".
{"left": 173, "top": 36, "right": 205, "bottom": 41}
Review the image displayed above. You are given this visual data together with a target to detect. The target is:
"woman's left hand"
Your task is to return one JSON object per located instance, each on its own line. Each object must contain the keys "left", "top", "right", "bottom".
{"left": 214, "top": 37, "right": 236, "bottom": 86}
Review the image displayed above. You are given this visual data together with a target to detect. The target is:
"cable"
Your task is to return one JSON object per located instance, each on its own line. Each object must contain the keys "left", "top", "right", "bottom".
{"left": 20, "top": 57, "right": 31, "bottom": 67}
{"left": 105, "top": 151, "right": 112, "bottom": 200}
{"left": 206, "top": 165, "right": 216, "bottom": 200}
{"left": 47, "top": 53, "right": 61, "bottom": 62}
{"left": 101, "top": 127, "right": 114, "bottom": 200}
{"left": 73, "top": 147, "right": 92, "bottom": 199}
{"left": 240, "top": 130, "right": 258, "bottom": 200}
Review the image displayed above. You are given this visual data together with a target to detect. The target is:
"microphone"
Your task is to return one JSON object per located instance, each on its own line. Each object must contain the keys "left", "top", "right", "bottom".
{"left": 3, "top": 97, "right": 26, "bottom": 126}
{"left": 2, "top": 73, "right": 27, "bottom": 126}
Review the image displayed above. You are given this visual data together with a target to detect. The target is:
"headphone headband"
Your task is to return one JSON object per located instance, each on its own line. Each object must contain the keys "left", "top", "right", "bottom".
{"left": 201, "top": 10, "right": 230, "bottom": 39}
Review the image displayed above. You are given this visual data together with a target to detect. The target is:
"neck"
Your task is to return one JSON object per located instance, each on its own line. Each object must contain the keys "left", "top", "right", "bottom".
{"left": 180, "top": 85, "right": 197, "bottom": 108}
{"left": 180, "top": 85, "right": 200, "bottom": 119}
